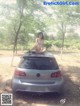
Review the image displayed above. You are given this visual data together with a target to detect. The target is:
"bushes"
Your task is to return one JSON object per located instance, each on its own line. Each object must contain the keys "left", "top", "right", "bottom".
{"left": 64, "top": 41, "right": 71, "bottom": 48}
{"left": 0, "top": 39, "right": 80, "bottom": 50}
{"left": 45, "top": 40, "right": 70, "bottom": 49}
{"left": 75, "top": 43, "right": 80, "bottom": 50}
{"left": 44, "top": 41, "right": 52, "bottom": 49}
{"left": 53, "top": 40, "right": 62, "bottom": 48}
{"left": 44, "top": 39, "right": 80, "bottom": 50}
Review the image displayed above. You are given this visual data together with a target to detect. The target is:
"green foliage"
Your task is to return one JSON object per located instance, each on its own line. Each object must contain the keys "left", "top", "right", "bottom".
{"left": 76, "top": 43, "right": 80, "bottom": 50}
{"left": 0, "top": 1, "right": 80, "bottom": 51}
{"left": 53, "top": 40, "right": 62, "bottom": 48}
{"left": 44, "top": 41, "right": 52, "bottom": 49}
{"left": 44, "top": 38, "right": 80, "bottom": 50}
{"left": 64, "top": 42, "right": 70, "bottom": 48}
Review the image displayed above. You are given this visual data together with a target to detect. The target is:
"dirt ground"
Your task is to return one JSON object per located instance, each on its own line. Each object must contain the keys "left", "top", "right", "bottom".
{"left": 0, "top": 50, "right": 80, "bottom": 106}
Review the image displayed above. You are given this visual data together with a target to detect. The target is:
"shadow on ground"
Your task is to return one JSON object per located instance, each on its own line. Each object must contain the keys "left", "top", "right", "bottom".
{"left": 0, "top": 66, "right": 80, "bottom": 106}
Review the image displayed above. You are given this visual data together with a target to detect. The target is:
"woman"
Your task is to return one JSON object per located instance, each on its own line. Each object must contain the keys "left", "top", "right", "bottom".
{"left": 31, "top": 32, "right": 46, "bottom": 53}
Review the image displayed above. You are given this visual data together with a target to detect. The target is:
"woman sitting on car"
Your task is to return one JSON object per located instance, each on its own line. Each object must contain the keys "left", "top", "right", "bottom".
{"left": 31, "top": 32, "right": 46, "bottom": 53}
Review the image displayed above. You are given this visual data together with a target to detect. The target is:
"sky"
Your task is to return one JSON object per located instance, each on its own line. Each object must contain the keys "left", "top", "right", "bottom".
{"left": 0, "top": 0, "right": 16, "bottom": 4}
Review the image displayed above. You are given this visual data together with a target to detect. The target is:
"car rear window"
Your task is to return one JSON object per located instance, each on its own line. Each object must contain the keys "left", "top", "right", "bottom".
{"left": 19, "top": 57, "right": 59, "bottom": 70}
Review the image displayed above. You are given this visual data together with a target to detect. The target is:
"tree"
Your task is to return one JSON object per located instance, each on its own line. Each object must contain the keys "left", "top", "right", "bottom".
{"left": 11, "top": 0, "right": 47, "bottom": 53}
{"left": 43, "top": 5, "right": 80, "bottom": 57}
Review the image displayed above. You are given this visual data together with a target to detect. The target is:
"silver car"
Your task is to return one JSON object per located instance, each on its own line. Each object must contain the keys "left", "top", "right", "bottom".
{"left": 12, "top": 52, "right": 64, "bottom": 93}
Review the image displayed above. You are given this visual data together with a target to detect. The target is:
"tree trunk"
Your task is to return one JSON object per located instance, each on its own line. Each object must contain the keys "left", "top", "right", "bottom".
{"left": 62, "top": 31, "right": 65, "bottom": 50}
{"left": 61, "top": 32, "right": 65, "bottom": 59}
{"left": 11, "top": 20, "right": 22, "bottom": 66}
{"left": 13, "top": 20, "right": 22, "bottom": 54}
{"left": 61, "top": 22, "right": 66, "bottom": 59}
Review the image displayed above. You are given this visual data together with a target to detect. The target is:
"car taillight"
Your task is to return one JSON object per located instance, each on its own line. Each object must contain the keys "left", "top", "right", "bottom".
{"left": 14, "top": 70, "right": 26, "bottom": 77}
{"left": 51, "top": 71, "right": 62, "bottom": 78}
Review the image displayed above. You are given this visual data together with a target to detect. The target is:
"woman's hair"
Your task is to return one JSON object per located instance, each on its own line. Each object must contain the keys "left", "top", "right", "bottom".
{"left": 37, "top": 32, "right": 44, "bottom": 39}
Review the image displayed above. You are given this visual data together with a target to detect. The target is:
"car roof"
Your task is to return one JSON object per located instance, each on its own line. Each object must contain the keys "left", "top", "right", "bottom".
{"left": 21, "top": 51, "right": 54, "bottom": 58}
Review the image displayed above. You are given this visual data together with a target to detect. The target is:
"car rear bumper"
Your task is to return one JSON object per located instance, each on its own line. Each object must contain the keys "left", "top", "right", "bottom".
{"left": 12, "top": 78, "right": 64, "bottom": 93}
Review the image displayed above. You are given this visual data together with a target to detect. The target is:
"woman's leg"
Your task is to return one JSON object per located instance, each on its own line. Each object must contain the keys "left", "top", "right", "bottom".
{"left": 31, "top": 44, "right": 40, "bottom": 52}
{"left": 31, "top": 45, "right": 36, "bottom": 51}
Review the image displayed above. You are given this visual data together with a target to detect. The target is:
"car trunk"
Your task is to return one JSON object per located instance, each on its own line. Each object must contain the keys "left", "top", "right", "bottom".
{"left": 14, "top": 68, "right": 62, "bottom": 84}
{"left": 14, "top": 56, "right": 61, "bottom": 84}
